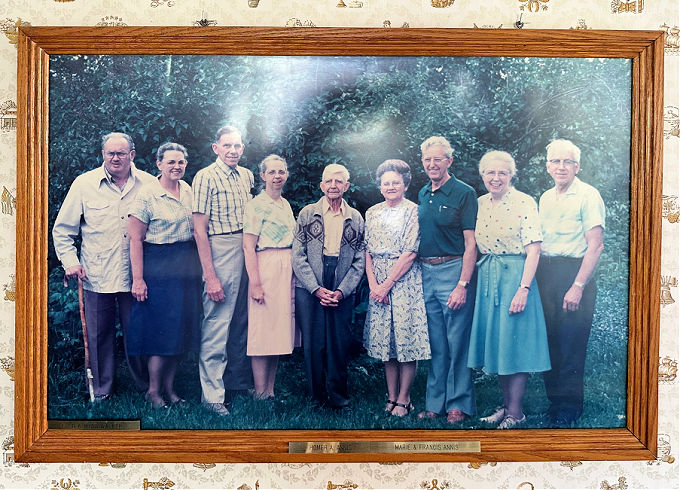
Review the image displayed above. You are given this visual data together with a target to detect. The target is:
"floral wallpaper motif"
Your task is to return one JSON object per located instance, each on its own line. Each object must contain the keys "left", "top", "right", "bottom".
{"left": 96, "top": 16, "right": 127, "bottom": 27}
{"left": 662, "top": 25, "right": 680, "bottom": 54}
{"left": 611, "top": 0, "right": 644, "bottom": 13}
{"left": 0, "top": 0, "right": 677, "bottom": 489}
{"left": 0, "top": 19, "right": 29, "bottom": 46}
{"left": 150, "top": 0, "right": 174, "bottom": 7}
{"left": 519, "top": 0, "right": 550, "bottom": 12}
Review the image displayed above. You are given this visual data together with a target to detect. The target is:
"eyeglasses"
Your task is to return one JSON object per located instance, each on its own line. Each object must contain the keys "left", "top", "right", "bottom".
{"left": 422, "top": 157, "right": 449, "bottom": 164}
{"left": 483, "top": 170, "right": 510, "bottom": 178}
{"left": 162, "top": 160, "right": 187, "bottom": 166}
{"left": 104, "top": 151, "right": 131, "bottom": 159}
{"left": 381, "top": 180, "right": 404, "bottom": 188}
{"left": 548, "top": 158, "right": 578, "bottom": 167}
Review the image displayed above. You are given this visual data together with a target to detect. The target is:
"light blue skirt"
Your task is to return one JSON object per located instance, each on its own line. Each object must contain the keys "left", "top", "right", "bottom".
{"left": 467, "top": 254, "right": 551, "bottom": 375}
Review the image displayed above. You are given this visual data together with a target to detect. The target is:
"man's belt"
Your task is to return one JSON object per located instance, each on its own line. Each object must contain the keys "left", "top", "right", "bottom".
{"left": 215, "top": 229, "right": 243, "bottom": 236}
{"left": 421, "top": 255, "right": 462, "bottom": 265}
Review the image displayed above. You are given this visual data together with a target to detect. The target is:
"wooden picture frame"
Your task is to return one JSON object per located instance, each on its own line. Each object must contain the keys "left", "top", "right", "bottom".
{"left": 14, "top": 27, "right": 663, "bottom": 463}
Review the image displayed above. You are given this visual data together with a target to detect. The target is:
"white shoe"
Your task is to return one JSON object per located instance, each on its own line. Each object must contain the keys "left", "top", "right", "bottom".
{"left": 480, "top": 406, "right": 506, "bottom": 424}
{"left": 497, "top": 413, "right": 526, "bottom": 429}
{"left": 203, "top": 402, "right": 230, "bottom": 416}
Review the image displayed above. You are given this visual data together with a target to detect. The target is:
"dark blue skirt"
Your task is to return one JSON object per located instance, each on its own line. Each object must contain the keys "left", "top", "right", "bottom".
{"left": 127, "top": 240, "right": 202, "bottom": 356}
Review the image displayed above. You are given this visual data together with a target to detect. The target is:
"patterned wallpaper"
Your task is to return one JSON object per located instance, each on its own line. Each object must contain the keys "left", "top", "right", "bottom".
{"left": 0, "top": 1, "right": 678, "bottom": 489}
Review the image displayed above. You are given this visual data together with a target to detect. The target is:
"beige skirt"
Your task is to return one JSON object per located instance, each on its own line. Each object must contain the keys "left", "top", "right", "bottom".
{"left": 247, "top": 248, "right": 297, "bottom": 356}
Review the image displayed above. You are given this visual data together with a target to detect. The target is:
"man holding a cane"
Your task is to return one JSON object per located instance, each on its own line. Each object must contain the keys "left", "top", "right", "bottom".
{"left": 52, "top": 132, "right": 156, "bottom": 401}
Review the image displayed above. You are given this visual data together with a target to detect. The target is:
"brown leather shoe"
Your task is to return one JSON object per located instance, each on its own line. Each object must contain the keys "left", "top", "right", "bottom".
{"left": 417, "top": 410, "right": 440, "bottom": 419}
{"left": 446, "top": 409, "right": 467, "bottom": 423}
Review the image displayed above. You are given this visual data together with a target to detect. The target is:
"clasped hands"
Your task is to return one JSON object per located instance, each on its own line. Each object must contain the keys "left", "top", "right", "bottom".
{"left": 314, "top": 287, "right": 343, "bottom": 307}
{"left": 369, "top": 281, "right": 391, "bottom": 305}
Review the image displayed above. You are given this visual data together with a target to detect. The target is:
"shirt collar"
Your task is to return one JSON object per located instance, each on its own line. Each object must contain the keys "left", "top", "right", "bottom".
{"left": 557, "top": 176, "right": 582, "bottom": 196}
{"left": 149, "top": 176, "right": 183, "bottom": 199}
{"left": 425, "top": 173, "right": 455, "bottom": 196}
{"left": 257, "top": 190, "right": 284, "bottom": 207}
{"left": 98, "top": 162, "right": 139, "bottom": 187}
{"left": 215, "top": 157, "right": 242, "bottom": 177}
{"left": 498, "top": 187, "right": 515, "bottom": 204}
{"left": 322, "top": 197, "right": 348, "bottom": 218}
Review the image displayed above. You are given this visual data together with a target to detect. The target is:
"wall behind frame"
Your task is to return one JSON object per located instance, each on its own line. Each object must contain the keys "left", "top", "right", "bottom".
{"left": 0, "top": 1, "right": 678, "bottom": 489}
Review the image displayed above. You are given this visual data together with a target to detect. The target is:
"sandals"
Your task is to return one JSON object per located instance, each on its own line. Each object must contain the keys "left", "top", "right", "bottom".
{"left": 391, "top": 401, "right": 414, "bottom": 417}
{"left": 145, "top": 392, "right": 169, "bottom": 410}
{"left": 497, "top": 413, "right": 526, "bottom": 429}
{"left": 480, "top": 406, "right": 506, "bottom": 424}
{"left": 385, "top": 399, "right": 397, "bottom": 413}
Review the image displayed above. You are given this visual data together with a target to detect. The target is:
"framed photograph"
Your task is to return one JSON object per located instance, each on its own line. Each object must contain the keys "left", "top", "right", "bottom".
{"left": 15, "top": 27, "right": 663, "bottom": 462}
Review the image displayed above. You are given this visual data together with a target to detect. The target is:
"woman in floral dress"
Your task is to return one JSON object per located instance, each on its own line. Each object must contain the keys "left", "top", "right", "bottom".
{"left": 364, "top": 159, "right": 431, "bottom": 417}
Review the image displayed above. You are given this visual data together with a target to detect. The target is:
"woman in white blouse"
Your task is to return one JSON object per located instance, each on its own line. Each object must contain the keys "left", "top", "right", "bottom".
{"left": 243, "top": 154, "right": 297, "bottom": 399}
{"left": 467, "top": 151, "right": 551, "bottom": 429}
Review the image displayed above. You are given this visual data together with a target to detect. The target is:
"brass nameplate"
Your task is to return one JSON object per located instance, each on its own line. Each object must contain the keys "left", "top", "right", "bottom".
{"left": 289, "top": 441, "right": 481, "bottom": 454}
{"left": 48, "top": 420, "right": 140, "bottom": 430}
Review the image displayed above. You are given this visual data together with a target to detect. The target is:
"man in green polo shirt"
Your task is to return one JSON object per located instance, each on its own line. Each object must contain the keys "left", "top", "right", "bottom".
{"left": 416, "top": 136, "right": 478, "bottom": 424}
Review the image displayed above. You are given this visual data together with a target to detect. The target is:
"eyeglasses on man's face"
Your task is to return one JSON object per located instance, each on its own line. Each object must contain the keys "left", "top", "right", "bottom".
{"left": 422, "top": 157, "right": 449, "bottom": 164}
{"left": 104, "top": 151, "right": 131, "bottom": 159}
{"left": 548, "top": 158, "right": 578, "bottom": 167}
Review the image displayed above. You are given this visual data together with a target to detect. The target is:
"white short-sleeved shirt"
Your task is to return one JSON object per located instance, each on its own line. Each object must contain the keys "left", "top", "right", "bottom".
{"left": 243, "top": 191, "right": 295, "bottom": 251}
{"left": 539, "top": 177, "right": 606, "bottom": 258}
{"left": 128, "top": 178, "right": 194, "bottom": 245}
{"left": 475, "top": 188, "right": 542, "bottom": 255}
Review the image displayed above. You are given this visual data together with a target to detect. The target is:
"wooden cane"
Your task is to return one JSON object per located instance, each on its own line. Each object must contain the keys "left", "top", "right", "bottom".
{"left": 77, "top": 278, "right": 96, "bottom": 403}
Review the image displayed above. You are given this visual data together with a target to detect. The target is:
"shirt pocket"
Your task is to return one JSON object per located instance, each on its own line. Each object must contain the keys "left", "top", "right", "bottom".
{"left": 83, "top": 200, "right": 117, "bottom": 248}
{"left": 84, "top": 200, "right": 113, "bottom": 223}
{"left": 554, "top": 217, "right": 582, "bottom": 236}
{"left": 436, "top": 204, "right": 461, "bottom": 228}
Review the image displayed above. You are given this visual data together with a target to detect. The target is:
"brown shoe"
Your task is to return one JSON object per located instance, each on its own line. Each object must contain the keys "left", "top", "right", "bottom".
{"left": 417, "top": 410, "right": 440, "bottom": 419}
{"left": 446, "top": 409, "right": 467, "bottom": 424}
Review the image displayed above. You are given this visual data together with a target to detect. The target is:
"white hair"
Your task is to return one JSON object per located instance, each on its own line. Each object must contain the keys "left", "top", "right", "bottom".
{"left": 420, "top": 136, "right": 453, "bottom": 158}
{"left": 321, "top": 163, "right": 350, "bottom": 182}
{"left": 546, "top": 139, "right": 581, "bottom": 163}
{"left": 479, "top": 150, "right": 516, "bottom": 177}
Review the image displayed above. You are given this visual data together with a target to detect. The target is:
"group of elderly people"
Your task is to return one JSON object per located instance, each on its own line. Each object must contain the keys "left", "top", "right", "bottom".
{"left": 53, "top": 127, "right": 605, "bottom": 428}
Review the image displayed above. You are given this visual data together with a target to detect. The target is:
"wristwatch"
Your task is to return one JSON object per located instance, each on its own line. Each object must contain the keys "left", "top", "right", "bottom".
{"left": 573, "top": 280, "right": 585, "bottom": 289}
{"left": 458, "top": 280, "right": 469, "bottom": 289}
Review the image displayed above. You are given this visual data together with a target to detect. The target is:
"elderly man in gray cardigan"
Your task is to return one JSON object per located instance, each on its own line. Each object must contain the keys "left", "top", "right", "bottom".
{"left": 292, "top": 163, "right": 365, "bottom": 410}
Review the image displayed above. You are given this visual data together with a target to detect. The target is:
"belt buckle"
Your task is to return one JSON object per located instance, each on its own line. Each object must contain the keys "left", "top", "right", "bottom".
{"left": 423, "top": 256, "right": 444, "bottom": 265}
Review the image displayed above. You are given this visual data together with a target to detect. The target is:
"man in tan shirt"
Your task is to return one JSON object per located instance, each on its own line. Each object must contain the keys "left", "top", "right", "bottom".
{"left": 292, "top": 164, "right": 365, "bottom": 410}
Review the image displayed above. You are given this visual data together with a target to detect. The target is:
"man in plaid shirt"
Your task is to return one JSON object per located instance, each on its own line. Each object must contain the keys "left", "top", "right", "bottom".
{"left": 192, "top": 126, "right": 255, "bottom": 416}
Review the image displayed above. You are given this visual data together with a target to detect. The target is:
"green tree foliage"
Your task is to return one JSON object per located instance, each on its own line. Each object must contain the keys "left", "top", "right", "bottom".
{"left": 49, "top": 54, "right": 631, "bottom": 217}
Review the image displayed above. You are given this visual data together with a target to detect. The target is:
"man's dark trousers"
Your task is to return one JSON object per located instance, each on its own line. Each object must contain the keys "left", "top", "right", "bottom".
{"left": 536, "top": 256, "right": 597, "bottom": 422}
{"left": 295, "top": 255, "right": 353, "bottom": 408}
{"left": 223, "top": 265, "right": 253, "bottom": 396}
{"left": 82, "top": 290, "right": 148, "bottom": 396}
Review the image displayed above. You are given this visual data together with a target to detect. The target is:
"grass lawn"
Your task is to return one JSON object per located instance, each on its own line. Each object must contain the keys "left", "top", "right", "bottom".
{"left": 47, "top": 287, "right": 627, "bottom": 431}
